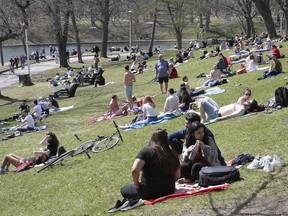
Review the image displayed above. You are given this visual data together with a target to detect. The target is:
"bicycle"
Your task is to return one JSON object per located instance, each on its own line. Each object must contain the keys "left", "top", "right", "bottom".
{"left": 37, "top": 121, "right": 123, "bottom": 173}
{"left": 73, "top": 120, "right": 123, "bottom": 156}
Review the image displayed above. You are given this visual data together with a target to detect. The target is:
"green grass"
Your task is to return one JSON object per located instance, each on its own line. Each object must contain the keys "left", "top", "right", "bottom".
{"left": 0, "top": 46, "right": 287, "bottom": 215}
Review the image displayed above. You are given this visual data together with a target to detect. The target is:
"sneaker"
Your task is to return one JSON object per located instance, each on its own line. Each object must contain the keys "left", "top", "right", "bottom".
{"left": 107, "top": 199, "right": 129, "bottom": 213}
{"left": 121, "top": 199, "right": 144, "bottom": 211}
{"left": 0, "top": 168, "right": 7, "bottom": 174}
{"left": 263, "top": 160, "right": 274, "bottom": 172}
{"left": 271, "top": 155, "right": 286, "bottom": 167}
{"left": 247, "top": 158, "right": 261, "bottom": 169}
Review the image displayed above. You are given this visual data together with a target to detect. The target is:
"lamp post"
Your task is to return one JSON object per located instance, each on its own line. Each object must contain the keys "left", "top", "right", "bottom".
{"left": 25, "top": 28, "right": 30, "bottom": 76}
{"left": 127, "top": 10, "right": 133, "bottom": 51}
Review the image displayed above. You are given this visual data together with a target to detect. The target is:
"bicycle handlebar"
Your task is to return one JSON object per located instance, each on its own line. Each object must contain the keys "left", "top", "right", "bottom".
{"left": 74, "top": 134, "right": 81, "bottom": 141}
{"left": 113, "top": 120, "right": 123, "bottom": 142}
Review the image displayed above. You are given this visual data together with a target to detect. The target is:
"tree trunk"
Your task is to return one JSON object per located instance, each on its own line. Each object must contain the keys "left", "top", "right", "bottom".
{"left": 100, "top": 0, "right": 110, "bottom": 58}
{"left": 148, "top": 6, "right": 157, "bottom": 54}
{"left": 204, "top": 0, "right": 210, "bottom": 32}
{"left": 252, "top": 0, "right": 277, "bottom": 37}
{"left": 175, "top": 29, "right": 182, "bottom": 50}
{"left": 18, "top": 74, "right": 33, "bottom": 86}
{"left": 70, "top": 0, "right": 83, "bottom": 63}
{"left": 0, "top": 42, "right": 3, "bottom": 66}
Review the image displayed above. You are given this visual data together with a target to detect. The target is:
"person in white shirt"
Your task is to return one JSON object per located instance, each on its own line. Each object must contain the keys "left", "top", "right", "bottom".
{"left": 32, "top": 100, "right": 43, "bottom": 119}
{"left": 17, "top": 109, "right": 35, "bottom": 132}
{"left": 164, "top": 88, "right": 179, "bottom": 113}
{"left": 38, "top": 97, "right": 50, "bottom": 114}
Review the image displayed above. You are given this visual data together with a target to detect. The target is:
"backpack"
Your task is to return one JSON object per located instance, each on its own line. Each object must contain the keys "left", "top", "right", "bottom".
{"left": 169, "top": 66, "right": 178, "bottom": 79}
{"left": 199, "top": 166, "right": 240, "bottom": 187}
{"left": 275, "top": 86, "right": 288, "bottom": 108}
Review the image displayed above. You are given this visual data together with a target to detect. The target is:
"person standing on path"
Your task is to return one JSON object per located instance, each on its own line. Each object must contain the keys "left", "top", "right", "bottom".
{"left": 155, "top": 54, "right": 169, "bottom": 94}
{"left": 54, "top": 49, "right": 59, "bottom": 64}
{"left": 123, "top": 65, "right": 136, "bottom": 110}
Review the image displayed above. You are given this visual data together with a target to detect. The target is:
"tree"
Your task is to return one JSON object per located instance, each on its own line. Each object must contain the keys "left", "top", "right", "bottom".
{"left": 69, "top": 0, "right": 83, "bottom": 63}
{"left": 215, "top": 0, "right": 257, "bottom": 38}
{"left": 158, "top": 0, "right": 190, "bottom": 49}
{"left": 45, "top": 0, "right": 70, "bottom": 68}
{"left": 252, "top": 0, "right": 277, "bottom": 37}
{"left": 276, "top": 0, "right": 288, "bottom": 36}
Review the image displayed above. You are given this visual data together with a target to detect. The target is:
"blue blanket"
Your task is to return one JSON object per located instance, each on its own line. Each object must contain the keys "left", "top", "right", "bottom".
{"left": 124, "top": 114, "right": 177, "bottom": 131}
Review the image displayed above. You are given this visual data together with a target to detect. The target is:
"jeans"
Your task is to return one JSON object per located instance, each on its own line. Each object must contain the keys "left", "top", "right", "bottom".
{"left": 201, "top": 98, "right": 219, "bottom": 121}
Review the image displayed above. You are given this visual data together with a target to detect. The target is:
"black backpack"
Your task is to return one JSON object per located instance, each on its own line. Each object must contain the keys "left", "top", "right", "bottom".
{"left": 275, "top": 86, "right": 288, "bottom": 108}
{"left": 199, "top": 166, "right": 240, "bottom": 187}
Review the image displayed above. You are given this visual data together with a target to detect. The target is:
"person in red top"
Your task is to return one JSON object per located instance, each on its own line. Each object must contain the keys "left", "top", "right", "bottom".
{"left": 271, "top": 45, "right": 280, "bottom": 58}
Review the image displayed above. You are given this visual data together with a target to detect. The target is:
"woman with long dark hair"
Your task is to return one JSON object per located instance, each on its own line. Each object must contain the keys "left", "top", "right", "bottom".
{"left": 180, "top": 122, "right": 220, "bottom": 183}
{"left": 108, "top": 129, "right": 180, "bottom": 212}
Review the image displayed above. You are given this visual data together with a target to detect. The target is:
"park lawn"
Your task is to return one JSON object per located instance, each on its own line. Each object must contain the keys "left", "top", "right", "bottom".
{"left": 0, "top": 46, "right": 287, "bottom": 216}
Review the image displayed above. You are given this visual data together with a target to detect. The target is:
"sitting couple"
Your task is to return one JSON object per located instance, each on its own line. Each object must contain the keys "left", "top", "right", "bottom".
{"left": 193, "top": 95, "right": 257, "bottom": 123}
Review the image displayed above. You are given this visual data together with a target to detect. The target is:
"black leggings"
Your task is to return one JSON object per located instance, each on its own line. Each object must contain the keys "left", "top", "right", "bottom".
{"left": 180, "top": 163, "right": 205, "bottom": 181}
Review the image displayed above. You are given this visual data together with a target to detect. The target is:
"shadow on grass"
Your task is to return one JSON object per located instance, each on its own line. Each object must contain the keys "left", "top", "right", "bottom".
{"left": 0, "top": 94, "right": 22, "bottom": 106}
{"left": 208, "top": 167, "right": 285, "bottom": 216}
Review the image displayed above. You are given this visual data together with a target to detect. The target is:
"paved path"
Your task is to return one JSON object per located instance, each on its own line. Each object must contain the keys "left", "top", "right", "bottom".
{"left": 0, "top": 56, "right": 94, "bottom": 91}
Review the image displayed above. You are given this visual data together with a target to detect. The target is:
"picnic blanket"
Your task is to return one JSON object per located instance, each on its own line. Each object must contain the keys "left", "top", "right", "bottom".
{"left": 144, "top": 183, "right": 228, "bottom": 205}
{"left": 49, "top": 105, "right": 75, "bottom": 113}
{"left": 8, "top": 125, "right": 46, "bottom": 132}
{"left": 202, "top": 87, "right": 225, "bottom": 96}
{"left": 88, "top": 110, "right": 134, "bottom": 124}
{"left": 124, "top": 112, "right": 183, "bottom": 131}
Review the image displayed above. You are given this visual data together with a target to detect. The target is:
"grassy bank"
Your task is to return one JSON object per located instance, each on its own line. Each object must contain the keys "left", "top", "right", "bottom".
{"left": 0, "top": 46, "right": 287, "bottom": 215}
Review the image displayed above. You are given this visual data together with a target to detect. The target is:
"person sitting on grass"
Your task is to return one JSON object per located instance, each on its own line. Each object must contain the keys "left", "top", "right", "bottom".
{"left": 108, "top": 129, "right": 180, "bottom": 212}
{"left": 119, "top": 96, "right": 158, "bottom": 129}
{"left": 257, "top": 54, "right": 282, "bottom": 80}
{"left": 32, "top": 100, "right": 43, "bottom": 120}
{"left": 179, "top": 87, "right": 193, "bottom": 112}
{"left": 109, "top": 95, "right": 128, "bottom": 117}
{"left": 48, "top": 95, "right": 59, "bottom": 110}
{"left": 17, "top": 109, "right": 35, "bottom": 132}
{"left": 163, "top": 88, "right": 179, "bottom": 113}
{"left": 202, "top": 64, "right": 222, "bottom": 87}
{"left": 168, "top": 112, "right": 226, "bottom": 166}
{"left": 178, "top": 121, "right": 221, "bottom": 183}
{"left": 0, "top": 132, "right": 58, "bottom": 174}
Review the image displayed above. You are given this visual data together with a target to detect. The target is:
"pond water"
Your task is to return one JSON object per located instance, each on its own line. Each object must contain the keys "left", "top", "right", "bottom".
{"left": 2, "top": 40, "right": 191, "bottom": 64}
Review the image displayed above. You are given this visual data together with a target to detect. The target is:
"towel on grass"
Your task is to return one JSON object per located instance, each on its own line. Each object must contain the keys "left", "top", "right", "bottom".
{"left": 202, "top": 87, "right": 225, "bottom": 96}
{"left": 49, "top": 105, "right": 75, "bottom": 113}
{"left": 144, "top": 183, "right": 228, "bottom": 205}
{"left": 9, "top": 125, "right": 46, "bottom": 132}
{"left": 124, "top": 112, "right": 183, "bottom": 131}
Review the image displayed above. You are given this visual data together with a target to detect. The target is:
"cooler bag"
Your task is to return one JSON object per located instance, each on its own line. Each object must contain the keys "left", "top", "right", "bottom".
{"left": 199, "top": 166, "right": 240, "bottom": 187}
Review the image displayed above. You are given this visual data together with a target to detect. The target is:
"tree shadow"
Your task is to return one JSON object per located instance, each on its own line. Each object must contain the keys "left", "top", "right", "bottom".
{"left": 0, "top": 94, "right": 22, "bottom": 106}
{"left": 208, "top": 168, "right": 285, "bottom": 216}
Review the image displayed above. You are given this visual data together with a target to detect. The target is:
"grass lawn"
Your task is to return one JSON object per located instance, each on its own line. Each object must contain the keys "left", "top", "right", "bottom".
{"left": 0, "top": 45, "right": 287, "bottom": 216}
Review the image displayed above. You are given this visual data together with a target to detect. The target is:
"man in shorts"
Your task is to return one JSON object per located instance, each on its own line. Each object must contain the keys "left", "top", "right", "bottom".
{"left": 123, "top": 65, "right": 136, "bottom": 110}
{"left": 155, "top": 54, "right": 169, "bottom": 94}
{"left": 109, "top": 95, "right": 128, "bottom": 117}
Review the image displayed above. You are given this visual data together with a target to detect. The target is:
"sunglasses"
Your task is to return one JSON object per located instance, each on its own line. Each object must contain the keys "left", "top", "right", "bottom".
{"left": 245, "top": 93, "right": 251, "bottom": 96}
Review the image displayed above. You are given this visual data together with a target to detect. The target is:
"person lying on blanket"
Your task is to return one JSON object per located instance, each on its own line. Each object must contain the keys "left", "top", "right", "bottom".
{"left": 196, "top": 96, "right": 258, "bottom": 123}
{"left": 109, "top": 95, "right": 128, "bottom": 117}
{"left": 108, "top": 129, "right": 180, "bottom": 212}
{"left": 236, "top": 87, "right": 252, "bottom": 105}
{"left": 119, "top": 96, "right": 158, "bottom": 129}
{"left": 179, "top": 122, "right": 221, "bottom": 183}
{"left": 168, "top": 112, "right": 226, "bottom": 166}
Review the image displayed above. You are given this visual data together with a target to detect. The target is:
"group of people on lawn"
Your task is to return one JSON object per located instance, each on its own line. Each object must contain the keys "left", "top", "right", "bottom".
{"left": 0, "top": 44, "right": 276, "bottom": 212}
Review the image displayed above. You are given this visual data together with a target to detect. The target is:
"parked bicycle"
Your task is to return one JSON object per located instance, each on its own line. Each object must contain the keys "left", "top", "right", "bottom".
{"left": 37, "top": 121, "right": 123, "bottom": 173}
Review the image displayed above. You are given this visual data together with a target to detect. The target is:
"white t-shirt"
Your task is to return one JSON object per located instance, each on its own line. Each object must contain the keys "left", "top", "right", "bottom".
{"left": 24, "top": 114, "right": 35, "bottom": 128}
{"left": 38, "top": 101, "right": 49, "bottom": 110}
{"left": 143, "top": 103, "right": 157, "bottom": 118}
{"left": 33, "top": 104, "right": 42, "bottom": 118}
{"left": 164, "top": 94, "right": 179, "bottom": 112}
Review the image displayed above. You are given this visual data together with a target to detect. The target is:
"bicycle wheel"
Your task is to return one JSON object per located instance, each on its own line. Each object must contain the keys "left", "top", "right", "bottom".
{"left": 73, "top": 140, "right": 96, "bottom": 157}
{"left": 92, "top": 136, "right": 119, "bottom": 153}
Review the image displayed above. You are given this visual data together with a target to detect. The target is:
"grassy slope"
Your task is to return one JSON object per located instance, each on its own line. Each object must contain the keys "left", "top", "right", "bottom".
{"left": 0, "top": 45, "right": 287, "bottom": 215}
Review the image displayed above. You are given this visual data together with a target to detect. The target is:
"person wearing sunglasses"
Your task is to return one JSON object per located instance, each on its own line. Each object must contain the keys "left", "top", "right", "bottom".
{"left": 237, "top": 87, "right": 252, "bottom": 105}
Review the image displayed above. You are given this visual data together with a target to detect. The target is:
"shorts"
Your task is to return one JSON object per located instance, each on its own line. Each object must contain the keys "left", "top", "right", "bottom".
{"left": 158, "top": 77, "right": 169, "bottom": 84}
{"left": 114, "top": 109, "right": 123, "bottom": 116}
{"left": 201, "top": 98, "right": 220, "bottom": 121}
{"left": 125, "top": 85, "right": 133, "bottom": 97}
